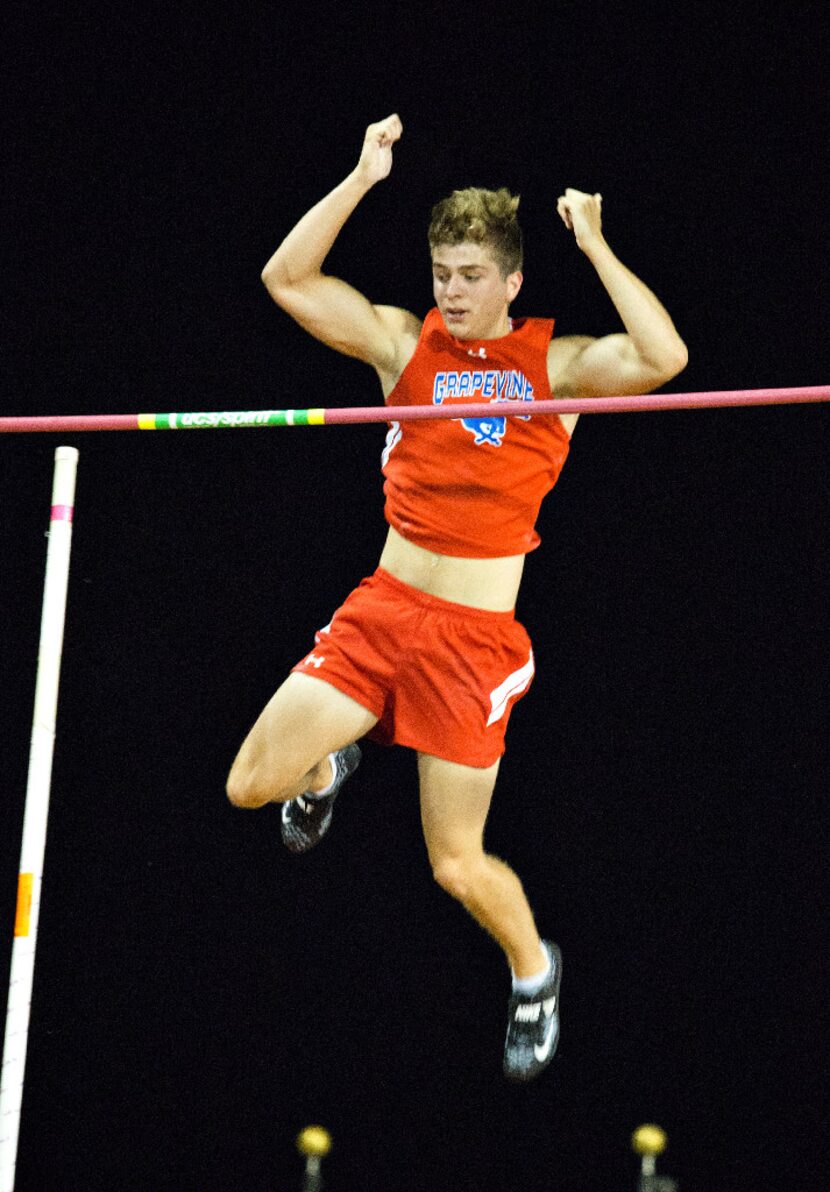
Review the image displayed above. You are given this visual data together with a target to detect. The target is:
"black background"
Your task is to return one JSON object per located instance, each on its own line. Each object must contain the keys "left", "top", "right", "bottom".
{"left": 1, "top": 4, "right": 828, "bottom": 1190}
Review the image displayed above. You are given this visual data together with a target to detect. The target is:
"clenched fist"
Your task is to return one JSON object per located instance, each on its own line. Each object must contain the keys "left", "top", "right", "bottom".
{"left": 557, "top": 188, "right": 604, "bottom": 252}
{"left": 355, "top": 114, "right": 403, "bottom": 186}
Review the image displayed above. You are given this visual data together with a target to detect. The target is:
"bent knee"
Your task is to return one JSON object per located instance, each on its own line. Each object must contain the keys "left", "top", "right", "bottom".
{"left": 226, "top": 767, "right": 259, "bottom": 809}
{"left": 226, "top": 761, "right": 284, "bottom": 809}
{"left": 431, "top": 853, "right": 482, "bottom": 902}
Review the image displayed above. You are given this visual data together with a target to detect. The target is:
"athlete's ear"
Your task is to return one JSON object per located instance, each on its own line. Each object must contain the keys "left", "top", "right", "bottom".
{"left": 506, "top": 270, "right": 523, "bottom": 303}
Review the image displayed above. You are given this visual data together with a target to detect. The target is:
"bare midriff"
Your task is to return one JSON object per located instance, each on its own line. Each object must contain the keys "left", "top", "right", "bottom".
{"left": 378, "top": 525, "right": 525, "bottom": 612}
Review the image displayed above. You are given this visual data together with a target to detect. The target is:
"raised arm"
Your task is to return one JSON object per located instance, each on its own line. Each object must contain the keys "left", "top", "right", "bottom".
{"left": 551, "top": 189, "right": 688, "bottom": 398}
{"left": 261, "top": 114, "right": 419, "bottom": 376}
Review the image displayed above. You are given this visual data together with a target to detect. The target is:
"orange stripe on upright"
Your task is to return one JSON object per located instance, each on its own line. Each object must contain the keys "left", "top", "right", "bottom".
{"left": 14, "top": 874, "right": 34, "bottom": 937}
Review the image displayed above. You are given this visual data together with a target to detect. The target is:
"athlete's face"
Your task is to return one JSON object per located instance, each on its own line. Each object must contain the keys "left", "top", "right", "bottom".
{"left": 431, "top": 242, "right": 523, "bottom": 340}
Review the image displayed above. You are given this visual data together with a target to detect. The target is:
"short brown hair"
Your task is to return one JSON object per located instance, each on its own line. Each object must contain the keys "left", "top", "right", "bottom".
{"left": 428, "top": 187, "right": 523, "bottom": 277}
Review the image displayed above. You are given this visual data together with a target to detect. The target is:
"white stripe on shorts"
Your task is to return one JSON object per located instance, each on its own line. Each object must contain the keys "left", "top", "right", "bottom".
{"left": 486, "top": 649, "right": 535, "bottom": 726}
{"left": 381, "top": 421, "right": 402, "bottom": 467}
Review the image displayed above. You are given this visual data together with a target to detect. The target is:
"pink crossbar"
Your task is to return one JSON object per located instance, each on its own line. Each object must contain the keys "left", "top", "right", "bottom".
{"left": 0, "top": 386, "right": 827, "bottom": 433}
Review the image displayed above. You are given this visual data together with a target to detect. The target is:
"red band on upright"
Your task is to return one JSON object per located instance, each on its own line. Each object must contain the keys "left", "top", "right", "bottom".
{"left": 50, "top": 504, "right": 74, "bottom": 522}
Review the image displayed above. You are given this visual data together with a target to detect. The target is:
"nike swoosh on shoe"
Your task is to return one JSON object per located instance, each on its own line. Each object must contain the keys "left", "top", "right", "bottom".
{"left": 534, "top": 1006, "right": 559, "bottom": 1063}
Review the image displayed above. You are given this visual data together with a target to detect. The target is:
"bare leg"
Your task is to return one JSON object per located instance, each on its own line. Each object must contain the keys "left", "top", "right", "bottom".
{"left": 418, "top": 753, "right": 547, "bottom": 979}
{"left": 227, "top": 672, "right": 379, "bottom": 809}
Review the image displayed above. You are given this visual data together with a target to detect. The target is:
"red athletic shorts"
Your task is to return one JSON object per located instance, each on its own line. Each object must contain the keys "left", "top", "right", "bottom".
{"left": 291, "top": 567, "right": 535, "bottom": 768}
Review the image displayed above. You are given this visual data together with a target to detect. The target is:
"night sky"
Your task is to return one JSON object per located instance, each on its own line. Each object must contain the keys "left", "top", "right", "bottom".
{"left": 1, "top": 5, "right": 828, "bottom": 1191}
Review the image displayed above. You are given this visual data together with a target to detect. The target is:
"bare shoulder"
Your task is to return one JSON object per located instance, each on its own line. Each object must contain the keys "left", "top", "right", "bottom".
{"left": 546, "top": 335, "right": 596, "bottom": 395}
{"left": 374, "top": 305, "right": 423, "bottom": 387}
{"left": 375, "top": 305, "right": 423, "bottom": 348}
{"left": 546, "top": 336, "right": 597, "bottom": 438}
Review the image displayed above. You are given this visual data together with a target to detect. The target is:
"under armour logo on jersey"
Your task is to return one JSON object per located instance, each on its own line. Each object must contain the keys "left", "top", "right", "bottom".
{"left": 467, "top": 346, "right": 487, "bottom": 359}
{"left": 303, "top": 653, "right": 326, "bottom": 669}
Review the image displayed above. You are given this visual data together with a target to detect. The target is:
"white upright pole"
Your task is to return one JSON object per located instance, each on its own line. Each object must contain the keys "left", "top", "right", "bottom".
{"left": 1, "top": 447, "right": 79, "bottom": 1192}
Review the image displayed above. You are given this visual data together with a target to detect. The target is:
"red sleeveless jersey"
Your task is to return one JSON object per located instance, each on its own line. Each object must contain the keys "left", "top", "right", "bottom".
{"left": 381, "top": 307, "right": 570, "bottom": 558}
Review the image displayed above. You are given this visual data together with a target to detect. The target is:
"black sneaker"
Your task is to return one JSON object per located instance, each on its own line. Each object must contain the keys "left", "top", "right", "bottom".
{"left": 503, "top": 941, "right": 562, "bottom": 1081}
{"left": 280, "top": 744, "right": 362, "bottom": 854}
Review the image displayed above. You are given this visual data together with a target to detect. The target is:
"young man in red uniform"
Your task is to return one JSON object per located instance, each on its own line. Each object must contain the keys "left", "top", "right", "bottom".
{"left": 227, "top": 114, "right": 687, "bottom": 1080}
